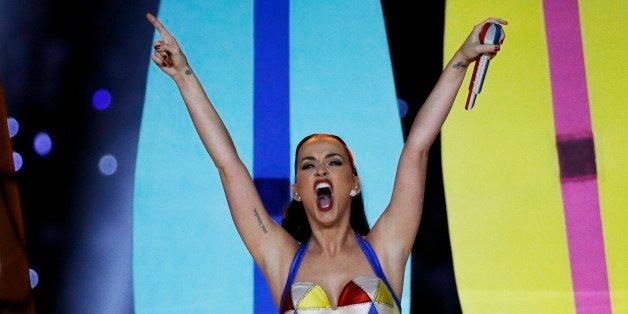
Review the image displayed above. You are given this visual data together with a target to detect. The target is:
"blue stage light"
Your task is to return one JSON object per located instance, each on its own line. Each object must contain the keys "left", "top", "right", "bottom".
{"left": 8, "top": 117, "right": 19, "bottom": 137}
{"left": 98, "top": 154, "right": 118, "bottom": 176}
{"left": 398, "top": 98, "right": 409, "bottom": 118}
{"left": 13, "top": 151, "right": 23, "bottom": 171}
{"left": 34, "top": 132, "right": 52, "bottom": 156}
{"left": 92, "top": 88, "right": 112, "bottom": 111}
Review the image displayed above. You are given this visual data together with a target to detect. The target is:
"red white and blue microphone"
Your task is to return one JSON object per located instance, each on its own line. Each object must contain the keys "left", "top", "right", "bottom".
{"left": 465, "top": 22, "right": 505, "bottom": 110}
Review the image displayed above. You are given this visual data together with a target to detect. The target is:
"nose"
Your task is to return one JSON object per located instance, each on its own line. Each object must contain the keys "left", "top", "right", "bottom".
{"left": 314, "top": 164, "right": 328, "bottom": 176}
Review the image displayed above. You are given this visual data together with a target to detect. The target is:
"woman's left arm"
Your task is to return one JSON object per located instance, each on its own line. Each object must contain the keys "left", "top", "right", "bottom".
{"left": 368, "top": 17, "right": 507, "bottom": 293}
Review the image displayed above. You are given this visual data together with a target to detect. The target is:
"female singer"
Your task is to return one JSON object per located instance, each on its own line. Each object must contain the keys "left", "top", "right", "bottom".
{"left": 147, "top": 13, "right": 506, "bottom": 313}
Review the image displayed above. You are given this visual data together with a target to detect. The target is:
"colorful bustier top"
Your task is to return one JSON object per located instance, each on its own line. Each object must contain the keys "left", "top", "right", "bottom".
{"left": 279, "top": 234, "right": 401, "bottom": 314}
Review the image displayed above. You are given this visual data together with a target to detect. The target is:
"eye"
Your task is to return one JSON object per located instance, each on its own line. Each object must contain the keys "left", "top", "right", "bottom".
{"left": 328, "top": 160, "right": 343, "bottom": 166}
{"left": 301, "top": 163, "right": 314, "bottom": 170}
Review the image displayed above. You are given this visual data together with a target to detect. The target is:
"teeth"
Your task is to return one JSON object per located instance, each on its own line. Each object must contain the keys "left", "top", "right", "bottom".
{"left": 315, "top": 182, "right": 331, "bottom": 191}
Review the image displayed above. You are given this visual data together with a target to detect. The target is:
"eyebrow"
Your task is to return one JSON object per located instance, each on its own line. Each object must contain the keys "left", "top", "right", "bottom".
{"left": 300, "top": 153, "right": 345, "bottom": 163}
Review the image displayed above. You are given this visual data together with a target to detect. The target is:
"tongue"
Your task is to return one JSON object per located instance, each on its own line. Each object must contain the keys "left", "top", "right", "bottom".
{"left": 317, "top": 195, "right": 332, "bottom": 210}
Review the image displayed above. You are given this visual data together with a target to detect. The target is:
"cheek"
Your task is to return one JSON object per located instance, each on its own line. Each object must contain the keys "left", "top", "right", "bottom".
{"left": 337, "top": 168, "right": 356, "bottom": 183}
{"left": 294, "top": 172, "right": 306, "bottom": 184}
{"left": 294, "top": 174, "right": 311, "bottom": 192}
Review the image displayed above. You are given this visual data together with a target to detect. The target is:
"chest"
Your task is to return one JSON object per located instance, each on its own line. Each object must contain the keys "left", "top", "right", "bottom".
{"left": 286, "top": 276, "right": 399, "bottom": 313}
{"left": 294, "top": 251, "right": 374, "bottom": 306}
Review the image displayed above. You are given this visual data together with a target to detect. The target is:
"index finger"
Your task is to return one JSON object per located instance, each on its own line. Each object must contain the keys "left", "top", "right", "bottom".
{"left": 146, "top": 13, "right": 172, "bottom": 39}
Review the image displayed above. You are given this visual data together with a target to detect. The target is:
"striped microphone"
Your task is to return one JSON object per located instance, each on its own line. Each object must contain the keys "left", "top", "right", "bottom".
{"left": 465, "top": 22, "right": 504, "bottom": 110}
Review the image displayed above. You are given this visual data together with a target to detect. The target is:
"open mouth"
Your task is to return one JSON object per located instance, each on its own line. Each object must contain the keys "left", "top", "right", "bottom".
{"left": 314, "top": 180, "right": 333, "bottom": 211}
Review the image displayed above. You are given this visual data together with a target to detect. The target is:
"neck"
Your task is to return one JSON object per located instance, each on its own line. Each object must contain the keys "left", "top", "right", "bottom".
{"left": 309, "top": 222, "right": 355, "bottom": 257}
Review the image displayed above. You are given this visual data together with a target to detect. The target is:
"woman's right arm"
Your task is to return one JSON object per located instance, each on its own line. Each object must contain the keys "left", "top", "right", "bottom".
{"left": 146, "top": 13, "right": 297, "bottom": 296}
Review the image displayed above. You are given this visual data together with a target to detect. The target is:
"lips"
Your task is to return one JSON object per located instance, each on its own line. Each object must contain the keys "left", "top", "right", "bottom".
{"left": 314, "top": 180, "right": 333, "bottom": 211}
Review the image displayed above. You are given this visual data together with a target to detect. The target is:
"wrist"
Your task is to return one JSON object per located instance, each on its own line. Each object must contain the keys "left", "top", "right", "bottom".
{"left": 454, "top": 50, "right": 471, "bottom": 64}
{"left": 173, "top": 67, "right": 195, "bottom": 84}
{"left": 448, "top": 51, "right": 471, "bottom": 71}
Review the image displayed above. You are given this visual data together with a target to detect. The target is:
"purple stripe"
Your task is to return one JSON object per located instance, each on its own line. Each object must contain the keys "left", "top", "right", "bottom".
{"left": 543, "top": 0, "right": 612, "bottom": 313}
{"left": 556, "top": 136, "right": 596, "bottom": 181}
{"left": 253, "top": 0, "right": 290, "bottom": 312}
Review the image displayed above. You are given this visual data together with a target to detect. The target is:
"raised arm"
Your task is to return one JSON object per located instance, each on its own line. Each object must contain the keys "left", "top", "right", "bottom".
{"left": 368, "top": 17, "right": 507, "bottom": 294}
{"left": 146, "top": 13, "right": 297, "bottom": 297}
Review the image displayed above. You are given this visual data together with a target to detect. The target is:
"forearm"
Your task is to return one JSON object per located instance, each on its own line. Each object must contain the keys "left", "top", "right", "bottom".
{"left": 174, "top": 69, "right": 240, "bottom": 170}
{"left": 404, "top": 51, "right": 469, "bottom": 153}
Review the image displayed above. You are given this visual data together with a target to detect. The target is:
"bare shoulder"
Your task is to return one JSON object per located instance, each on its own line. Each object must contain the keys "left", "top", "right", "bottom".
{"left": 263, "top": 233, "right": 300, "bottom": 304}
{"left": 365, "top": 211, "right": 408, "bottom": 297}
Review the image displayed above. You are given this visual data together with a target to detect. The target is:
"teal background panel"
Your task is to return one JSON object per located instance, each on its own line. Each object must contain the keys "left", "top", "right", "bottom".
{"left": 133, "top": 1, "right": 254, "bottom": 313}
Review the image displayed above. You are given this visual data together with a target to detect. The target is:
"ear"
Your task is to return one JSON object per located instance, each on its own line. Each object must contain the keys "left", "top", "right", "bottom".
{"left": 291, "top": 183, "right": 302, "bottom": 202}
{"left": 352, "top": 176, "right": 361, "bottom": 196}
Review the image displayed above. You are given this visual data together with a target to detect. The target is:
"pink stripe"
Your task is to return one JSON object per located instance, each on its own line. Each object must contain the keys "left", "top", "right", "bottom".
{"left": 543, "top": 1, "right": 612, "bottom": 313}
{"left": 561, "top": 181, "right": 611, "bottom": 312}
{"left": 543, "top": 0, "right": 592, "bottom": 136}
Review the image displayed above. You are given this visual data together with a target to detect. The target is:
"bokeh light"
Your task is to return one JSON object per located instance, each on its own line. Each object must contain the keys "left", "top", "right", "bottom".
{"left": 34, "top": 132, "right": 52, "bottom": 156}
{"left": 397, "top": 98, "right": 409, "bottom": 118}
{"left": 92, "top": 88, "right": 112, "bottom": 110}
{"left": 29, "top": 269, "right": 39, "bottom": 289}
{"left": 8, "top": 117, "right": 19, "bottom": 137}
{"left": 98, "top": 154, "right": 118, "bottom": 176}
{"left": 13, "top": 151, "right": 23, "bottom": 171}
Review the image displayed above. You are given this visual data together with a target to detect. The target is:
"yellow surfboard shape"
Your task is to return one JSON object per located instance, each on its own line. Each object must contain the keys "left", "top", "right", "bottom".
{"left": 442, "top": 1, "right": 627, "bottom": 313}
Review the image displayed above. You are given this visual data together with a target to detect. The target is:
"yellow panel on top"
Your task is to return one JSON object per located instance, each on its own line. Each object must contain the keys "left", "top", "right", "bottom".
{"left": 296, "top": 284, "right": 332, "bottom": 310}
{"left": 442, "top": 1, "right": 574, "bottom": 313}
{"left": 580, "top": 1, "right": 628, "bottom": 312}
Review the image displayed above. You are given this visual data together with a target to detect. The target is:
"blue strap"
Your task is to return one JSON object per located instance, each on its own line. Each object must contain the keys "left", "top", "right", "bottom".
{"left": 355, "top": 234, "right": 402, "bottom": 311}
{"left": 279, "top": 241, "right": 310, "bottom": 312}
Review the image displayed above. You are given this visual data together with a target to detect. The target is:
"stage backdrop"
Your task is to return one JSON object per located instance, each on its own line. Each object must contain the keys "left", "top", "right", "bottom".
{"left": 442, "top": 0, "right": 627, "bottom": 313}
{"left": 133, "top": 0, "right": 409, "bottom": 312}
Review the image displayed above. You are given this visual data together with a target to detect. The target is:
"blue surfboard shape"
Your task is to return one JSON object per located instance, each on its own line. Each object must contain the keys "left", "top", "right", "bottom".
{"left": 133, "top": 1, "right": 409, "bottom": 312}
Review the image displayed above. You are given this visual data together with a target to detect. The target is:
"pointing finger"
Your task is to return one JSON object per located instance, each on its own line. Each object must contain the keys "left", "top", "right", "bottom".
{"left": 146, "top": 13, "right": 175, "bottom": 41}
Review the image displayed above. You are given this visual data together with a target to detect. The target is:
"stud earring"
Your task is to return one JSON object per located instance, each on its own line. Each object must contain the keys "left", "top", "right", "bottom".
{"left": 294, "top": 194, "right": 301, "bottom": 201}
{"left": 349, "top": 190, "right": 357, "bottom": 197}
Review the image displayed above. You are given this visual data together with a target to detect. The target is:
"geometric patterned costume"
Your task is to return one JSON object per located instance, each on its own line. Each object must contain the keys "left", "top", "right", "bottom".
{"left": 280, "top": 234, "right": 401, "bottom": 313}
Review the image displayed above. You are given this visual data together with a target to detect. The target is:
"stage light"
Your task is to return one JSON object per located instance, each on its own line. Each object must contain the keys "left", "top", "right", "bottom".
{"left": 29, "top": 268, "right": 39, "bottom": 289}
{"left": 92, "top": 88, "right": 112, "bottom": 111}
{"left": 98, "top": 154, "right": 117, "bottom": 176}
{"left": 13, "top": 151, "right": 22, "bottom": 171}
{"left": 398, "top": 98, "right": 409, "bottom": 118}
{"left": 34, "top": 132, "right": 52, "bottom": 156}
{"left": 8, "top": 117, "right": 19, "bottom": 137}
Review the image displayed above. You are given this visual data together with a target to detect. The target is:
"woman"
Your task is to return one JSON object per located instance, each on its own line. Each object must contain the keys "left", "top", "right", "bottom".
{"left": 146, "top": 13, "right": 506, "bottom": 313}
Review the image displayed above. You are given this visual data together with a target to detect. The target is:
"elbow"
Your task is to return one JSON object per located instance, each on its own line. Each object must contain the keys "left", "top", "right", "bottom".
{"left": 214, "top": 159, "right": 229, "bottom": 174}
{"left": 402, "top": 144, "right": 430, "bottom": 161}
{"left": 417, "top": 146, "right": 430, "bottom": 160}
{"left": 214, "top": 156, "right": 244, "bottom": 176}
{"left": 398, "top": 146, "right": 429, "bottom": 171}
{"left": 403, "top": 135, "right": 433, "bottom": 158}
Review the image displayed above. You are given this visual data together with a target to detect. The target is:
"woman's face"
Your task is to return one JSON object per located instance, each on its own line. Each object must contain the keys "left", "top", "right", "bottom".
{"left": 292, "top": 136, "right": 359, "bottom": 228}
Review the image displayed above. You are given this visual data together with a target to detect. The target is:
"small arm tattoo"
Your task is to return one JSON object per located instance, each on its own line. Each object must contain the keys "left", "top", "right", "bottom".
{"left": 453, "top": 61, "right": 468, "bottom": 69}
{"left": 185, "top": 69, "right": 192, "bottom": 76}
{"left": 253, "top": 208, "right": 267, "bottom": 233}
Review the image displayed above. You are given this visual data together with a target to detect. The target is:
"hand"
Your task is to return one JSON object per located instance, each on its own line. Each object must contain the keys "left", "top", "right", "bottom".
{"left": 146, "top": 13, "right": 190, "bottom": 78}
{"left": 456, "top": 17, "right": 508, "bottom": 63}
